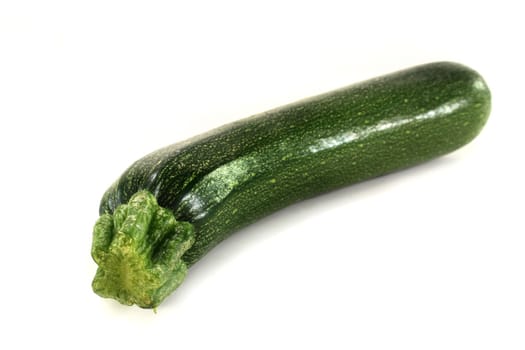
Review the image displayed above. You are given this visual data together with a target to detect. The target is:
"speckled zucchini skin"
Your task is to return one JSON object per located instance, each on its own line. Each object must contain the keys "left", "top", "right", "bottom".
{"left": 100, "top": 62, "right": 491, "bottom": 265}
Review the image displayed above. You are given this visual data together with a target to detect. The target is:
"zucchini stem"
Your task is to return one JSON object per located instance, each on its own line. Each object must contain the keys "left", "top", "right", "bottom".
{"left": 91, "top": 191, "right": 195, "bottom": 308}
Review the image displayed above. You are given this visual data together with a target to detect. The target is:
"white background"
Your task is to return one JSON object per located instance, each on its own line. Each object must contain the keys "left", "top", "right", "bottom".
{"left": 1, "top": 1, "right": 523, "bottom": 349}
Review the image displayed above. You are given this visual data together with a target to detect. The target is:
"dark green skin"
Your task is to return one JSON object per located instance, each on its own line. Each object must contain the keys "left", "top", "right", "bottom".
{"left": 93, "top": 62, "right": 491, "bottom": 307}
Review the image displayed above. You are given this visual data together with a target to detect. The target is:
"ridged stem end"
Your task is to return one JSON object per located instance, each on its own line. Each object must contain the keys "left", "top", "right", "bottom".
{"left": 91, "top": 191, "right": 195, "bottom": 308}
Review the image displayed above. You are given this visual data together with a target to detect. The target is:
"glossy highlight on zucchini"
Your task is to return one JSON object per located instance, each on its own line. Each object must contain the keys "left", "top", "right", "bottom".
{"left": 91, "top": 62, "right": 491, "bottom": 308}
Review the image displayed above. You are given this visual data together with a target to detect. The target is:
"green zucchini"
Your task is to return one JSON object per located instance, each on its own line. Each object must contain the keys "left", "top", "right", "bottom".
{"left": 91, "top": 62, "right": 491, "bottom": 308}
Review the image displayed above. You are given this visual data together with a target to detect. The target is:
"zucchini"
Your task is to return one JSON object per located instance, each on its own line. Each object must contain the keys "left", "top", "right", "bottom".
{"left": 91, "top": 62, "right": 491, "bottom": 308}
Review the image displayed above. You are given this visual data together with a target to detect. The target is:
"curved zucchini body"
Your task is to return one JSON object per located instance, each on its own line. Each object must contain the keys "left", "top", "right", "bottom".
{"left": 92, "top": 62, "right": 491, "bottom": 308}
